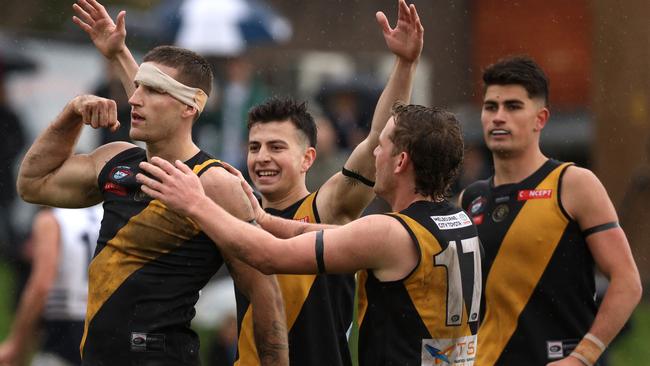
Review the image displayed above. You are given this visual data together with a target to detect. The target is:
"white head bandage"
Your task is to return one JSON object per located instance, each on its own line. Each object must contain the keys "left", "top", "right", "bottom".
{"left": 134, "top": 62, "right": 208, "bottom": 113}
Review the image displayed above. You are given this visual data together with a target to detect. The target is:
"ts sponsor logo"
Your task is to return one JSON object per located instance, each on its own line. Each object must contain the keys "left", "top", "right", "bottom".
{"left": 422, "top": 335, "right": 477, "bottom": 365}
{"left": 294, "top": 216, "right": 310, "bottom": 223}
{"left": 517, "top": 189, "right": 552, "bottom": 201}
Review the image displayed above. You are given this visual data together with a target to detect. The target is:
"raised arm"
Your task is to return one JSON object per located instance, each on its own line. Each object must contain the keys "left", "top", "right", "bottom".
{"left": 17, "top": 95, "right": 132, "bottom": 208}
{"left": 550, "top": 167, "right": 643, "bottom": 366}
{"left": 72, "top": 0, "right": 138, "bottom": 97}
{"left": 0, "top": 210, "right": 60, "bottom": 366}
{"left": 136, "top": 158, "right": 415, "bottom": 279}
{"left": 199, "top": 167, "right": 288, "bottom": 365}
{"left": 317, "top": 0, "right": 424, "bottom": 224}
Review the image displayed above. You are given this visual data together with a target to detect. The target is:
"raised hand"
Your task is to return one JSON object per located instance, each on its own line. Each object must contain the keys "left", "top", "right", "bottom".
{"left": 72, "top": 0, "right": 126, "bottom": 59}
{"left": 376, "top": 0, "right": 424, "bottom": 63}
{"left": 72, "top": 95, "right": 120, "bottom": 132}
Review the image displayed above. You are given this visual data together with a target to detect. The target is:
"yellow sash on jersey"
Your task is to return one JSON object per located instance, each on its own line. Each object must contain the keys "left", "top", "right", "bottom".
{"left": 235, "top": 193, "right": 319, "bottom": 365}
{"left": 81, "top": 159, "right": 220, "bottom": 356}
{"left": 476, "top": 163, "right": 571, "bottom": 365}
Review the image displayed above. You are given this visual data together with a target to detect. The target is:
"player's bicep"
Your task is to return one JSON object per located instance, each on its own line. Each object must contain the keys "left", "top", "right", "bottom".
{"left": 317, "top": 171, "right": 375, "bottom": 224}
{"left": 562, "top": 167, "right": 618, "bottom": 229}
{"left": 27, "top": 153, "right": 102, "bottom": 208}
{"left": 281, "top": 215, "right": 396, "bottom": 274}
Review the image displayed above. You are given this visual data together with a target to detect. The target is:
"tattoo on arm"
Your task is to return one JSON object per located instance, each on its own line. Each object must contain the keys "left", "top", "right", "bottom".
{"left": 255, "top": 320, "right": 289, "bottom": 365}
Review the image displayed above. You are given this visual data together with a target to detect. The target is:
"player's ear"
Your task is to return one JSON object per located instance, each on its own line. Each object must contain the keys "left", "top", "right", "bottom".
{"left": 301, "top": 147, "right": 317, "bottom": 173}
{"left": 533, "top": 106, "right": 549, "bottom": 132}
{"left": 394, "top": 151, "right": 410, "bottom": 174}
{"left": 182, "top": 105, "right": 198, "bottom": 121}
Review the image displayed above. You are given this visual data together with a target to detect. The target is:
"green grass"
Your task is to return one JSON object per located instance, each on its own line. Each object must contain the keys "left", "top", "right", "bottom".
{"left": 609, "top": 300, "right": 650, "bottom": 365}
{"left": 0, "top": 260, "right": 15, "bottom": 339}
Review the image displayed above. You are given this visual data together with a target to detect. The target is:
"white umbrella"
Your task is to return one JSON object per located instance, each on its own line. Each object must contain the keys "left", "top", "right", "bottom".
{"left": 175, "top": 0, "right": 292, "bottom": 56}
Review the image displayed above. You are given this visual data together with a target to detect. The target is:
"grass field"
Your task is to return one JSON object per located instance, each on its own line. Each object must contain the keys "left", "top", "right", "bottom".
{"left": 1, "top": 262, "right": 648, "bottom": 365}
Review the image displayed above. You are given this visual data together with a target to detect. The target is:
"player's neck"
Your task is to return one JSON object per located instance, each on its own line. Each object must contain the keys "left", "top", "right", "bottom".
{"left": 261, "top": 184, "right": 310, "bottom": 211}
{"left": 146, "top": 138, "right": 200, "bottom": 165}
{"left": 388, "top": 188, "right": 430, "bottom": 213}
{"left": 492, "top": 148, "right": 547, "bottom": 186}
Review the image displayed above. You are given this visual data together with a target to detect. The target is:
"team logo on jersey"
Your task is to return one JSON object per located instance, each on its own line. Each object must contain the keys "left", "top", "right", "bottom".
{"left": 469, "top": 196, "right": 486, "bottom": 216}
{"left": 492, "top": 204, "right": 509, "bottom": 222}
{"left": 110, "top": 165, "right": 133, "bottom": 181}
{"left": 294, "top": 216, "right": 310, "bottom": 223}
{"left": 431, "top": 212, "right": 473, "bottom": 230}
{"left": 422, "top": 335, "right": 477, "bottom": 365}
{"left": 517, "top": 189, "right": 553, "bottom": 201}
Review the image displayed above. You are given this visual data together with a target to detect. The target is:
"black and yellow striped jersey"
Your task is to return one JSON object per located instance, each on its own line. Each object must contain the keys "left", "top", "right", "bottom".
{"left": 235, "top": 192, "right": 355, "bottom": 366}
{"left": 83, "top": 147, "right": 224, "bottom": 366}
{"left": 357, "top": 200, "right": 482, "bottom": 366}
{"left": 462, "top": 159, "right": 597, "bottom": 365}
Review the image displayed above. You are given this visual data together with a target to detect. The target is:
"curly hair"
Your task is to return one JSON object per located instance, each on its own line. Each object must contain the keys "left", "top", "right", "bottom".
{"left": 247, "top": 97, "right": 317, "bottom": 148}
{"left": 483, "top": 55, "right": 549, "bottom": 107}
{"left": 390, "top": 102, "right": 464, "bottom": 199}
{"left": 143, "top": 45, "right": 213, "bottom": 96}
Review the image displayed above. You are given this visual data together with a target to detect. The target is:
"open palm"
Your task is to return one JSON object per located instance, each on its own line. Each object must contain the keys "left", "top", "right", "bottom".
{"left": 72, "top": 0, "right": 126, "bottom": 59}
{"left": 377, "top": 0, "right": 424, "bottom": 63}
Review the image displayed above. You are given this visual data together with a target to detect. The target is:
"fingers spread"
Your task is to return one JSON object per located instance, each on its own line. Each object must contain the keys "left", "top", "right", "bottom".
{"left": 116, "top": 10, "right": 126, "bottom": 31}
{"left": 139, "top": 161, "right": 169, "bottom": 182}
{"left": 135, "top": 172, "right": 163, "bottom": 192}
{"left": 375, "top": 11, "right": 391, "bottom": 33}
{"left": 150, "top": 156, "right": 179, "bottom": 176}
{"left": 221, "top": 161, "right": 243, "bottom": 179}
{"left": 173, "top": 160, "right": 194, "bottom": 175}
{"left": 72, "top": 4, "right": 95, "bottom": 27}
{"left": 139, "top": 182, "right": 162, "bottom": 201}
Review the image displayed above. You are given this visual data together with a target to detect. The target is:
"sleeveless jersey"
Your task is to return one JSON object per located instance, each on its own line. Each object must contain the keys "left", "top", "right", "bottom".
{"left": 461, "top": 160, "right": 597, "bottom": 365}
{"left": 82, "top": 147, "right": 224, "bottom": 366}
{"left": 235, "top": 192, "right": 355, "bottom": 366}
{"left": 44, "top": 205, "right": 102, "bottom": 321}
{"left": 357, "top": 200, "right": 482, "bottom": 366}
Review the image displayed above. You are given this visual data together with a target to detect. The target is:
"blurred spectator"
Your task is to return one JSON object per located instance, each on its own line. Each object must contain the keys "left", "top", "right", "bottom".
{"left": 0, "top": 67, "right": 26, "bottom": 258}
{"left": 317, "top": 77, "right": 380, "bottom": 150}
{"left": 306, "top": 115, "right": 347, "bottom": 191}
{"left": 195, "top": 56, "right": 269, "bottom": 169}
{"left": 206, "top": 315, "right": 238, "bottom": 366}
{"left": 0, "top": 205, "right": 102, "bottom": 366}
{"left": 92, "top": 62, "right": 132, "bottom": 144}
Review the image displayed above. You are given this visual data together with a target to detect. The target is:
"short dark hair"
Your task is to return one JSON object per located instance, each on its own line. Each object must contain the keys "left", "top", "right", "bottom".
{"left": 390, "top": 102, "right": 464, "bottom": 199}
{"left": 482, "top": 56, "right": 549, "bottom": 106}
{"left": 247, "top": 97, "right": 317, "bottom": 148}
{"left": 143, "top": 45, "right": 213, "bottom": 96}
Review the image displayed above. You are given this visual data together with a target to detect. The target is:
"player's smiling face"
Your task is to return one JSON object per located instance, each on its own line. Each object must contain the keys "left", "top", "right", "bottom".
{"left": 481, "top": 84, "right": 547, "bottom": 157}
{"left": 247, "top": 120, "right": 315, "bottom": 201}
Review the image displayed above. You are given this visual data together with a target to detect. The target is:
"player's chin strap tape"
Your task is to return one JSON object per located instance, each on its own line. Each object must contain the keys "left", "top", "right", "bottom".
{"left": 582, "top": 221, "right": 619, "bottom": 238}
{"left": 315, "top": 230, "right": 326, "bottom": 274}
{"left": 342, "top": 167, "right": 375, "bottom": 188}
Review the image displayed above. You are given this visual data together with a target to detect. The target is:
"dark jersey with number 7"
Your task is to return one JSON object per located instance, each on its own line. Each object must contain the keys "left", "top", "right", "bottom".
{"left": 357, "top": 200, "right": 482, "bottom": 365}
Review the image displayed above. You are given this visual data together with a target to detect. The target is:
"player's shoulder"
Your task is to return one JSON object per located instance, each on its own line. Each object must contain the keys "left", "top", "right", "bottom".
{"left": 460, "top": 178, "right": 491, "bottom": 208}
{"left": 561, "top": 165, "right": 603, "bottom": 192}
